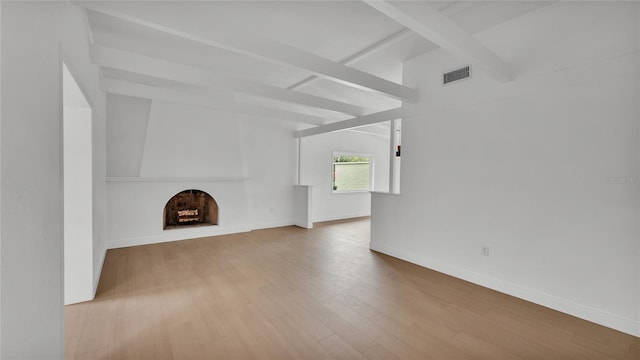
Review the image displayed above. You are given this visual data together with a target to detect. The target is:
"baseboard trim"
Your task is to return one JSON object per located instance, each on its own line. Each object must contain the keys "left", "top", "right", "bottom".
{"left": 107, "top": 226, "right": 252, "bottom": 249}
{"left": 251, "top": 220, "right": 296, "bottom": 230}
{"left": 107, "top": 221, "right": 302, "bottom": 251}
{"left": 314, "top": 211, "right": 371, "bottom": 223}
{"left": 92, "top": 243, "right": 107, "bottom": 297}
{"left": 370, "top": 242, "right": 640, "bottom": 338}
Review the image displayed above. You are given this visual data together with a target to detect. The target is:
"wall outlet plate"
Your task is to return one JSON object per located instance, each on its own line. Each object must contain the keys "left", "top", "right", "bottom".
{"left": 481, "top": 246, "right": 490, "bottom": 256}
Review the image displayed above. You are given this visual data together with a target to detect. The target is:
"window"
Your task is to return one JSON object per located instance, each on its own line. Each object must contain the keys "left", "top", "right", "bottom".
{"left": 332, "top": 153, "right": 373, "bottom": 192}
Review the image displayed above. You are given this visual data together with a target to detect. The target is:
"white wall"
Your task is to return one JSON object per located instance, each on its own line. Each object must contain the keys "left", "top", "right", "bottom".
{"left": 637, "top": 2, "right": 640, "bottom": 336}
{"left": 1, "top": 3, "right": 4, "bottom": 354}
{"left": 90, "top": 78, "right": 107, "bottom": 300}
{"left": 106, "top": 100, "right": 252, "bottom": 248}
{"left": 371, "top": 1, "right": 640, "bottom": 336}
{"left": 238, "top": 116, "right": 298, "bottom": 229}
{"left": 107, "top": 179, "right": 250, "bottom": 248}
{"left": 139, "top": 101, "right": 244, "bottom": 178}
{"left": 1, "top": 1, "right": 106, "bottom": 357}
{"left": 106, "top": 94, "right": 150, "bottom": 177}
{"left": 301, "top": 130, "right": 389, "bottom": 222}
{"left": 63, "top": 106, "right": 93, "bottom": 305}
{"left": 294, "top": 185, "right": 313, "bottom": 229}
{"left": 104, "top": 93, "right": 394, "bottom": 244}
{"left": 391, "top": 120, "right": 401, "bottom": 194}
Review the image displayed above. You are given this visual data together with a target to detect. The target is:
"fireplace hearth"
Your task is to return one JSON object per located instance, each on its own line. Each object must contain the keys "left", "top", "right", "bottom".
{"left": 163, "top": 189, "right": 218, "bottom": 230}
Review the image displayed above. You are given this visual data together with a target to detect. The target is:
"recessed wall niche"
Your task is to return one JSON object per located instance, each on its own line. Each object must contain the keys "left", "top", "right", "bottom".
{"left": 163, "top": 189, "right": 218, "bottom": 230}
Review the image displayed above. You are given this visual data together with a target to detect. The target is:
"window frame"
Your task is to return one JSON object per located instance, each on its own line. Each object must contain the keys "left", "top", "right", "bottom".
{"left": 331, "top": 151, "right": 374, "bottom": 194}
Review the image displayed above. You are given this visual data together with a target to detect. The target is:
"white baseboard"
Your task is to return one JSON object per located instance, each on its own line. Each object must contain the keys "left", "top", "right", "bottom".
{"left": 370, "top": 242, "right": 640, "bottom": 338}
{"left": 251, "top": 220, "right": 296, "bottom": 230}
{"left": 314, "top": 211, "right": 371, "bottom": 223}
{"left": 64, "top": 292, "right": 94, "bottom": 306}
{"left": 92, "top": 243, "right": 107, "bottom": 297}
{"left": 107, "top": 226, "right": 252, "bottom": 249}
{"left": 107, "top": 220, "right": 303, "bottom": 250}
{"left": 294, "top": 220, "right": 313, "bottom": 229}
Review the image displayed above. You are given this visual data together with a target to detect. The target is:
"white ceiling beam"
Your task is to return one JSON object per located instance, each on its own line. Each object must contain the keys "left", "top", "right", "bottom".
{"left": 346, "top": 128, "right": 389, "bottom": 139}
{"left": 288, "top": 28, "right": 413, "bottom": 91}
{"left": 346, "top": 123, "right": 390, "bottom": 137}
{"left": 295, "top": 107, "right": 408, "bottom": 138}
{"left": 78, "top": 4, "right": 419, "bottom": 102}
{"left": 356, "top": 124, "right": 391, "bottom": 136}
{"left": 102, "top": 79, "right": 326, "bottom": 126}
{"left": 90, "top": 45, "right": 366, "bottom": 116}
{"left": 233, "top": 93, "right": 351, "bottom": 122}
{"left": 362, "top": 0, "right": 512, "bottom": 82}
{"left": 289, "top": 1, "right": 479, "bottom": 91}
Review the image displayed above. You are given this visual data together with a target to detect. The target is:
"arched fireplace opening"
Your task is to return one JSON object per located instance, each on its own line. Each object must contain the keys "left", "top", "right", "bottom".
{"left": 163, "top": 189, "right": 218, "bottom": 230}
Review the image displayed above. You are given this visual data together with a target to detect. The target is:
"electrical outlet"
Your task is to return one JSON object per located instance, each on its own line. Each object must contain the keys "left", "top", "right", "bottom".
{"left": 481, "top": 246, "right": 490, "bottom": 256}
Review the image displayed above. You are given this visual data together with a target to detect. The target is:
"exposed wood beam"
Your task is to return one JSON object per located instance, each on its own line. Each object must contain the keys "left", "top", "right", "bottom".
{"left": 101, "top": 79, "right": 326, "bottom": 126}
{"left": 362, "top": 0, "right": 512, "bottom": 82}
{"left": 295, "top": 107, "right": 407, "bottom": 138}
{"left": 90, "top": 45, "right": 366, "bottom": 116}
{"left": 79, "top": 4, "right": 419, "bottom": 102}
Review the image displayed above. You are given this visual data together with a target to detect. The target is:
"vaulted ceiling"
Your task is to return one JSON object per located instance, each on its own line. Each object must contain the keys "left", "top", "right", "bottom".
{"left": 76, "top": 0, "right": 552, "bottom": 135}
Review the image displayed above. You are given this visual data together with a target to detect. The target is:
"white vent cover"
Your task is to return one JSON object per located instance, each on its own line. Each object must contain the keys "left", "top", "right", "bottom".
{"left": 443, "top": 66, "right": 471, "bottom": 85}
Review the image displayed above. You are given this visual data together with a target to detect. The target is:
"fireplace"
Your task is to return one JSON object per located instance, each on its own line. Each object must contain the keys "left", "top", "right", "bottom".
{"left": 163, "top": 189, "right": 218, "bottom": 230}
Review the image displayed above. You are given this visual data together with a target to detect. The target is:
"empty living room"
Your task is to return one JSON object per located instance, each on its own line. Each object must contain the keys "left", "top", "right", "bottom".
{"left": 1, "top": 0, "right": 639, "bottom": 359}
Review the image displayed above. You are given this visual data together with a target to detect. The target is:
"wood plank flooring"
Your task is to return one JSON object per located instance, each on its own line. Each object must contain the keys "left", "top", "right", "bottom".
{"left": 66, "top": 218, "right": 640, "bottom": 359}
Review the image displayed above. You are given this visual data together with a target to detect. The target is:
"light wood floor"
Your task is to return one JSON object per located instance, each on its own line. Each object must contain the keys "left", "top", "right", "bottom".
{"left": 66, "top": 218, "right": 640, "bottom": 359}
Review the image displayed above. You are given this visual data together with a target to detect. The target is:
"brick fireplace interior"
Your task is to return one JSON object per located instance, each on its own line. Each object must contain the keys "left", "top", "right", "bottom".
{"left": 163, "top": 189, "right": 218, "bottom": 230}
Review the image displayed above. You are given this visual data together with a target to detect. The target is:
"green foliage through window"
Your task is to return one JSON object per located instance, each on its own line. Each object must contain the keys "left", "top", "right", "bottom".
{"left": 334, "top": 155, "right": 370, "bottom": 163}
{"left": 332, "top": 154, "right": 372, "bottom": 192}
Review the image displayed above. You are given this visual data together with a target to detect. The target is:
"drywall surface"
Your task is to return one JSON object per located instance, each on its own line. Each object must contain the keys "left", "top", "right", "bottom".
{"left": 106, "top": 100, "right": 251, "bottom": 247}
{"left": 0, "top": 3, "right": 3, "bottom": 354}
{"left": 237, "top": 116, "right": 299, "bottom": 229}
{"left": 63, "top": 106, "right": 93, "bottom": 305}
{"left": 106, "top": 97, "right": 307, "bottom": 246}
{"left": 106, "top": 94, "right": 151, "bottom": 177}
{"left": 139, "top": 101, "right": 244, "bottom": 178}
{"left": 301, "top": 130, "right": 389, "bottom": 222}
{"left": 106, "top": 179, "right": 250, "bottom": 248}
{"left": 1, "top": 1, "right": 105, "bottom": 357}
{"left": 91, "top": 92, "right": 108, "bottom": 297}
{"left": 294, "top": 185, "right": 313, "bottom": 229}
{"left": 371, "top": 1, "right": 640, "bottom": 336}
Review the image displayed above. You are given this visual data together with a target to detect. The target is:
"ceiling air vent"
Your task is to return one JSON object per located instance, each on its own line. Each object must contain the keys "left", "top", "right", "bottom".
{"left": 443, "top": 66, "right": 471, "bottom": 85}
